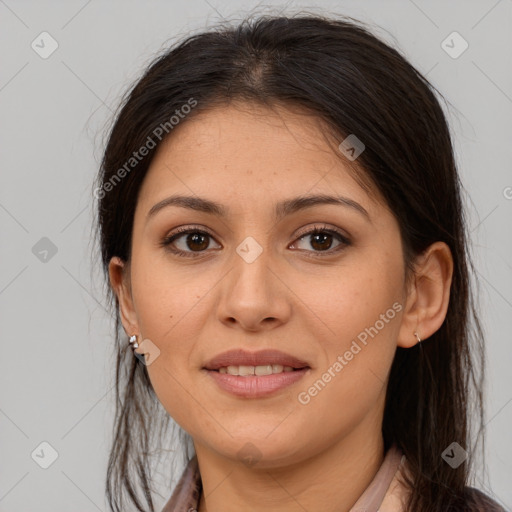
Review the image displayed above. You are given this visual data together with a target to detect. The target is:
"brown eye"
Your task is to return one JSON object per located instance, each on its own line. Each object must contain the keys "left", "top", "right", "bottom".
{"left": 309, "top": 231, "right": 335, "bottom": 251}
{"left": 182, "top": 232, "right": 210, "bottom": 251}
{"left": 161, "top": 228, "right": 221, "bottom": 257}
{"left": 290, "top": 226, "right": 351, "bottom": 255}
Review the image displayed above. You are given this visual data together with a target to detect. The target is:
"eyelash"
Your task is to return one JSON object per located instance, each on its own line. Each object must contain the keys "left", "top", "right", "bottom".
{"left": 159, "top": 224, "right": 351, "bottom": 259}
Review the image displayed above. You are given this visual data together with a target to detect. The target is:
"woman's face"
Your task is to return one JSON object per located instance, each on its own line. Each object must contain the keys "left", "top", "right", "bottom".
{"left": 113, "top": 102, "right": 410, "bottom": 467}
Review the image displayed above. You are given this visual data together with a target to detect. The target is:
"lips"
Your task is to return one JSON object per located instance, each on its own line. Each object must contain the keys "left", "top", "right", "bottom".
{"left": 203, "top": 348, "right": 312, "bottom": 398}
{"left": 204, "top": 348, "right": 310, "bottom": 371}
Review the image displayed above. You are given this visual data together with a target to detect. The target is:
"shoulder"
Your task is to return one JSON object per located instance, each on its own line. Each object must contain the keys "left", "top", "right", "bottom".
{"left": 461, "top": 487, "right": 508, "bottom": 512}
{"left": 380, "top": 454, "right": 508, "bottom": 512}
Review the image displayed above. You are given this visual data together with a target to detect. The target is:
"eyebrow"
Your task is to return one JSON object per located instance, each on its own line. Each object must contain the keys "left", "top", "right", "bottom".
{"left": 147, "top": 193, "right": 370, "bottom": 222}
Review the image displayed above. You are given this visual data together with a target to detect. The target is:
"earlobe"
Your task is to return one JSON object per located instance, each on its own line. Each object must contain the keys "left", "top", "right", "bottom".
{"left": 108, "top": 256, "right": 139, "bottom": 337}
{"left": 397, "top": 242, "right": 453, "bottom": 348}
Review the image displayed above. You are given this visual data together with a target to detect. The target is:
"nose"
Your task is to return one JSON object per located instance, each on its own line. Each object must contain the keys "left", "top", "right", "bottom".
{"left": 216, "top": 243, "right": 292, "bottom": 332}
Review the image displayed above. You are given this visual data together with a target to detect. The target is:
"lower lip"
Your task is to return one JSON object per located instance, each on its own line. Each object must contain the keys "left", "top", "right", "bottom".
{"left": 205, "top": 368, "right": 310, "bottom": 398}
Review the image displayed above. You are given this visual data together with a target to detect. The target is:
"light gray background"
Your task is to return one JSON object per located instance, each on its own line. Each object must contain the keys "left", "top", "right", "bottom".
{"left": 1, "top": 0, "right": 511, "bottom": 510}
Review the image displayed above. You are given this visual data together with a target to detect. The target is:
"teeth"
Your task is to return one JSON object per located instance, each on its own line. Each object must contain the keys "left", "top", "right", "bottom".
{"left": 217, "top": 364, "right": 296, "bottom": 375}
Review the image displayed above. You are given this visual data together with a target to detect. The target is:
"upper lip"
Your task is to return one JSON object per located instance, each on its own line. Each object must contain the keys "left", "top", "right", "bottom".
{"left": 204, "top": 349, "right": 310, "bottom": 370}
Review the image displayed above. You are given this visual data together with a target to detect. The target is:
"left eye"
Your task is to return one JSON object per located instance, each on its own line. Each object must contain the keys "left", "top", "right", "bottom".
{"left": 290, "top": 228, "right": 350, "bottom": 253}
{"left": 160, "top": 225, "right": 350, "bottom": 257}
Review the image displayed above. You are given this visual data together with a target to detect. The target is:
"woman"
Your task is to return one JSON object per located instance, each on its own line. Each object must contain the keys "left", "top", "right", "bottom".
{"left": 94, "top": 13, "right": 506, "bottom": 512}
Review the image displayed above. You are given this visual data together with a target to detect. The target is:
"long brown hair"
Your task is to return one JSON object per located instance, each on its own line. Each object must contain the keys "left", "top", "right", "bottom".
{"left": 93, "top": 12, "right": 503, "bottom": 512}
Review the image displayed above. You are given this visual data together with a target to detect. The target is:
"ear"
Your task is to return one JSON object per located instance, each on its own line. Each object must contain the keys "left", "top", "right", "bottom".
{"left": 397, "top": 241, "right": 453, "bottom": 348}
{"left": 108, "top": 256, "right": 139, "bottom": 338}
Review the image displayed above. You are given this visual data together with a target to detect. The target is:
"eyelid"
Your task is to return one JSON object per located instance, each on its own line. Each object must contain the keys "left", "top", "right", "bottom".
{"left": 161, "top": 224, "right": 220, "bottom": 251}
{"left": 293, "top": 222, "right": 350, "bottom": 241}
{"left": 167, "top": 224, "right": 216, "bottom": 238}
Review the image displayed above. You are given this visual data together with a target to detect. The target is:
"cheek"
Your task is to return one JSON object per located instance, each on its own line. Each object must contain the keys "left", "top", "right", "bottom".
{"left": 294, "top": 247, "right": 404, "bottom": 415}
{"left": 297, "top": 247, "right": 404, "bottom": 354}
{"left": 128, "top": 252, "right": 219, "bottom": 426}
{"left": 130, "top": 247, "right": 213, "bottom": 337}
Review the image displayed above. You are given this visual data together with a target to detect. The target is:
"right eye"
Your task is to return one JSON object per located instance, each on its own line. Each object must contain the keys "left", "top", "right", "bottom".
{"left": 160, "top": 227, "right": 221, "bottom": 257}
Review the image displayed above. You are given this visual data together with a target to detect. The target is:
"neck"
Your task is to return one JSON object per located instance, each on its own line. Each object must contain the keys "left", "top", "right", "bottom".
{"left": 195, "top": 416, "right": 385, "bottom": 512}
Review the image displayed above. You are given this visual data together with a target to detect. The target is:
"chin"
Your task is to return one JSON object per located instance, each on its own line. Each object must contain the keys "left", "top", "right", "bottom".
{"left": 203, "top": 430, "right": 309, "bottom": 468}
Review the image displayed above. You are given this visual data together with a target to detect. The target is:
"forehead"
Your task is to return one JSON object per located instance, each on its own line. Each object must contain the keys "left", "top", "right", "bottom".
{"left": 137, "top": 102, "right": 382, "bottom": 215}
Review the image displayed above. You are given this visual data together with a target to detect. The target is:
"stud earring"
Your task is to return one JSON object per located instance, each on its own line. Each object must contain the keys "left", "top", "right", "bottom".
{"left": 414, "top": 331, "right": 421, "bottom": 344}
{"left": 129, "top": 334, "right": 139, "bottom": 350}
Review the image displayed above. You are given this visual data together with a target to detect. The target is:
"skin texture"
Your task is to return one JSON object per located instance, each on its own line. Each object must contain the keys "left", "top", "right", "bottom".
{"left": 109, "top": 102, "right": 453, "bottom": 512}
